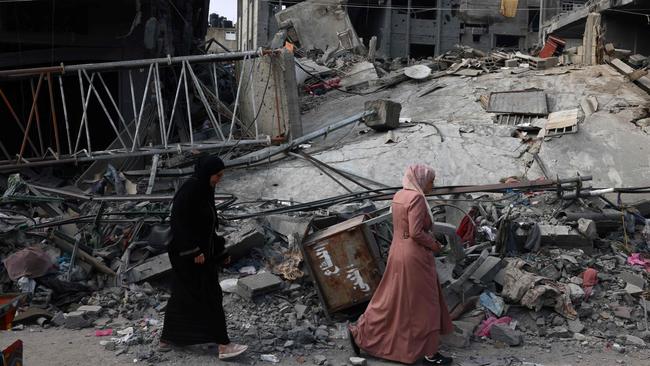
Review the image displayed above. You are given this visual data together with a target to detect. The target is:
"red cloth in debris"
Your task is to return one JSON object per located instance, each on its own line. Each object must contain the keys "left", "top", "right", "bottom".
{"left": 350, "top": 189, "right": 453, "bottom": 364}
{"left": 456, "top": 211, "right": 476, "bottom": 247}
{"left": 2, "top": 247, "right": 56, "bottom": 281}
{"left": 582, "top": 268, "right": 598, "bottom": 301}
{"left": 475, "top": 316, "right": 512, "bottom": 337}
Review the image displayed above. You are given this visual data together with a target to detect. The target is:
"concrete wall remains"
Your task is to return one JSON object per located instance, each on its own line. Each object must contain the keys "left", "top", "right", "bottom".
{"left": 238, "top": 50, "right": 302, "bottom": 141}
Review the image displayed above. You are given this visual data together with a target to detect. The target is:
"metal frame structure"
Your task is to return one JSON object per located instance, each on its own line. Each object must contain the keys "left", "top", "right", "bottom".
{"left": 0, "top": 49, "right": 281, "bottom": 171}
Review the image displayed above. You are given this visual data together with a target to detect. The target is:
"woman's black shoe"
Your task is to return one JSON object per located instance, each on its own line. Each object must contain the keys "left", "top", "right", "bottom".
{"left": 423, "top": 352, "right": 453, "bottom": 365}
{"left": 348, "top": 329, "right": 360, "bottom": 356}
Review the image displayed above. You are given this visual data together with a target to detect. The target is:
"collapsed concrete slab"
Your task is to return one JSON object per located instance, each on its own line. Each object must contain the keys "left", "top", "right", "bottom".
{"left": 236, "top": 272, "right": 284, "bottom": 299}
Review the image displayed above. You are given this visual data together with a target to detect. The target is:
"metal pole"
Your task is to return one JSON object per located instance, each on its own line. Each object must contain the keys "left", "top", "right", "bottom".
{"left": 228, "top": 54, "right": 249, "bottom": 140}
{"left": 128, "top": 70, "right": 138, "bottom": 123}
{"left": 30, "top": 79, "right": 45, "bottom": 156}
{"left": 539, "top": 0, "right": 545, "bottom": 45}
{"left": 98, "top": 73, "right": 134, "bottom": 142}
{"left": 406, "top": 0, "right": 412, "bottom": 63}
{"left": 82, "top": 70, "right": 129, "bottom": 150}
{"left": 165, "top": 65, "right": 185, "bottom": 142}
{"left": 132, "top": 64, "right": 154, "bottom": 151}
{"left": 0, "top": 49, "right": 272, "bottom": 78}
{"left": 211, "top": 62, "right": 222, "bottom": 126}
{"left": 146, "top": 154, "right": 160, "bottom": 195}
{"left": 0, "top": 88, "right": 39, "bottom": 155}
{"left": 0, "top": 139, "right": 269, "bottom": 170}
{"left": 182, "top": 62, "right": 194, "bottom": 146}
{"left": 57, "top": 76, "right": 73, "bottom": 156}
{"left": 18, "top": 74, "right": 44, "bottom": 162}
{"left": 46, "top": 73, "right": 61, "bottom": 156}
{"left": 153, "top": 63, "right": 168, "bottom": 148}
{"left": 74, "top": 71, "right": 94, "bottom": 154}
{"left": 185, "top": 60, "right": 226, "bottom": 140}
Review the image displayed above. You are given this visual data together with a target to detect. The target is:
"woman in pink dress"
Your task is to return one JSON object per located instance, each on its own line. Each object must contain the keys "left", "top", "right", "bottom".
{"left": 349, "top": 164, "right": 453, "bottom": 365}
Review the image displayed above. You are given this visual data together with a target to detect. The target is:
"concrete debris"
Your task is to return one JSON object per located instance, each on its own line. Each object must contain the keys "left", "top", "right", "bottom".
{"left": 236, "top": 272, "right": 284, "bottom": 299}
{"left": 362, "top": 99, "right": 402, "bottom": 131}
{"left": 490, "top": 323, "right": 523, "bottom": 346}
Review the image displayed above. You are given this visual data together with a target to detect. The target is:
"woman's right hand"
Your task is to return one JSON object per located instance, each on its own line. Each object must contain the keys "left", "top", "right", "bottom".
{"left": 194, "top": 253, "right": 205, "bottom": 264}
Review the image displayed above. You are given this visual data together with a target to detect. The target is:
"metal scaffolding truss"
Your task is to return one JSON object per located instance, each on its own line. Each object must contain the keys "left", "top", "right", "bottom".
{"left": 0, "top": 49, "right": 279, "bottom": 171}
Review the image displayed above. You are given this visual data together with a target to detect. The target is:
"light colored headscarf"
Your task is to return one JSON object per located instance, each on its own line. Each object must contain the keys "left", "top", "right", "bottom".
{"left": 401, "top": 164, "right": 436, "bottom": 224}
{"left": 402, "top": 164, "right": 436, "bottom": 195}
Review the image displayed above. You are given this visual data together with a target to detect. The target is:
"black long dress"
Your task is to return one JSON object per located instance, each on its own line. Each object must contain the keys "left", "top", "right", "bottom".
{"left": 160, "top": 175, "right": 230, "bottom": 345}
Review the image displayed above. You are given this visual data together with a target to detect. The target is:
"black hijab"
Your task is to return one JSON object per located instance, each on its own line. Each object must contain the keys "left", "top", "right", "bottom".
{"left": 193, "top": 156, "right": 225, "bottom": 197}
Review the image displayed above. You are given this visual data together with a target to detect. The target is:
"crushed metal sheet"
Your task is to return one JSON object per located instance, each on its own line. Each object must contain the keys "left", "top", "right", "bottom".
{"left": 486, "top": 90, "right": 548, "bottom": 116}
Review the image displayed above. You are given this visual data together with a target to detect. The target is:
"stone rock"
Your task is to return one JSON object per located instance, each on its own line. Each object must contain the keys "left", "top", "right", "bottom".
{"left": 236, "top": 273, "right": 284, "bottom": 299}
{"left": 288, "top": 326, "right": 315, "bottom": 344}
{"left": 573, "top": 333, "right": 587, "bottom": 341}
{"left": 577, "top": 218, "right": 598, "bottom": 240}
{"left": 613, "top": 306, "right": 633, "bottom": 320}
{"left": 619, "top": 272, "right": 645, "bottom": 289}
{"left": 295, "top": 304, "right": 308, "bottom": 319}
{"left": 315, "top": 328, "right": 329, "bottom": 341}
{"left": 567, "top": 283, "right": 585, "bottom": 303}
{"left": 349, "top": 357, "right": 367, "bottom": 366}
{"left": 548, "top": 326, "right": 571, "bottom": 338}
{"left": 625, "top": 283, "right": 643, "bottom": 296}
{"left": 51, "top": 312, "right": 65, "bottom": 327}
{"left": 490, "top": 323, "right": 523, "bottom": 346}
{"left": 314, "top": 355, "right": 327, "bottom": 365}
{"left": 76, "top": 305, "right": 102, "bottom": 316}
{"left": 624, "top": 335, "right": 646, "bottom": 347}
{"left": 567, "top": 319, "right": 585, "bottom": 334}
{"left": 63, "top": 311, "right": 93, "bottom": 329}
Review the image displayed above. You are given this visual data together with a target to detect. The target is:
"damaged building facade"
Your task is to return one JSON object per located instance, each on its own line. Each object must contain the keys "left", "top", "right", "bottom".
{"left": 238, "top": 0, "right": 562, "bottom": 58}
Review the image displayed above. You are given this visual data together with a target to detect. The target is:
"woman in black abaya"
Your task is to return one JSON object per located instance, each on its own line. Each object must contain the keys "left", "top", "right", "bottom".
{"left": 160, "top": 156, "right": 247, "bottom": 360}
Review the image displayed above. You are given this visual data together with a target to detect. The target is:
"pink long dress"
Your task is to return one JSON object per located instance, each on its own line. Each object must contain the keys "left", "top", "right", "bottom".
{"left": 350, "top": 189, "right": 453, "bottom": 364}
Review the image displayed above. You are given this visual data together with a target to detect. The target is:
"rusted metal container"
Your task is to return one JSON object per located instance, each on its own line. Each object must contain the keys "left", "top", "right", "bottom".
{"left": 301, "top": 215, "right": 384, "bottom": 317}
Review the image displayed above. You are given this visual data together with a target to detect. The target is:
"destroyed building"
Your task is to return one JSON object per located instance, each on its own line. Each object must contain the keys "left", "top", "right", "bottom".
{"left": 2, "top": 0, "right": 650, "bottom": 365}
{"left": 238, "top": 0, "right": 559, "bottom": 58}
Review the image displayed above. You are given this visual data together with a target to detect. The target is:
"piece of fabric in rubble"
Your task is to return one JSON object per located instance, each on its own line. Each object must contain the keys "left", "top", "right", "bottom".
{"left": 524, "top": 223, "right": 541, "bottom": 252}
{"left": 35, "top": 274, "right": 91, "bottom": 307}
{"left": 161, "top": 156, "right": 230, "bottom": 346}
{"left": 627, "top": 253, "right": 650, "bottom": 272}
{"left": 3, "top": 247, "right": 56, "bottom": 281}
{"left": 475, "top": 316, "right": 512, "bottom": 337}
{"left": 350, "top": 180, "right": 452, "bottom": 364}
{"left": 582, "top": 267, "right": 598, "bottom": 300}
{"left": 500, "top": 0, "right": 519, "bottom": 17}
{"left": 501, "top": 259, "right": 539, "bottom": 302}
{"left": 456, "top": 208, "right": 477, "bottom": 247}
{"left": 521, "top": 281, "right": 577, "bottom": 319}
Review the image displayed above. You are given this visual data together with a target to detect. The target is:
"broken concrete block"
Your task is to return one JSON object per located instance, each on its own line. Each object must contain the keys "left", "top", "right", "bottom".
{"left": 547, "top": 326, "right": 571, "bottom": 338}
{"left": 613, "top": 306, "right": 633, "bottom": 320}
{"left": 619, "top": 272, "right": 645, "bottom": 289}
{"left": 505, "top": 59, "right": 518, "bottom": 68}
{"left": 262, "top": 214, "right": 311, "bottom": 240}
{"left": 538, "top": 225, "right": 593, "bottom": 252}
{"left": 127, "top": 253, "right": 171, "bottom": 283}
{"left": 63, "top": 311, "right": 93, "bottom": 329}
{"left": 76, "top": 305, "right": 102, "bottom": 316}
{"left": 567, "top": 319, "right": 585, "bottom": 334}
{"left": 490, "top": 323, "right": 523, "bottom": 346}
{"left": 470, "top": 256, "right": 504, "bottom": 285}
{"left": 294, "top": 304, "right": 308, "bottom": 319}
{"left": 567, "top": 283, "right": 585, "bottom": 302}
{"left": 625, "top": 283, "right": 643, "bottom": 296}
{"left": 349, "top": 357, "right": 367, "bottom": 366}
{"left": 624, "top": 334, "right": 646, "bottom": 347}
{"left": 313, "top": 355, "right": 327, "bottom": 365}
{"left": 363, "top": 100, "right": 401, "bottom": 131}
{"left": 226, "top": 224, "right": 266, "bottom": 262}
{"left": 441, "top": 315, "right": 482, "bottom": 348}
{"left": 237, "top": 273, "right": 283, "bottom": 299}
{"left": 577, "top": 218, "right": 598, "bottom": 240}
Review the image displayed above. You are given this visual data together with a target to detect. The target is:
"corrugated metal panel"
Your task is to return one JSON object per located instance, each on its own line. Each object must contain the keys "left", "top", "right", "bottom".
{"left": 486, "top": 89, "right": 548, "bottom": 115}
